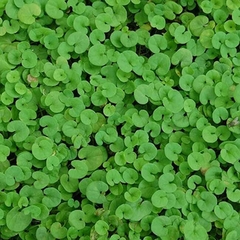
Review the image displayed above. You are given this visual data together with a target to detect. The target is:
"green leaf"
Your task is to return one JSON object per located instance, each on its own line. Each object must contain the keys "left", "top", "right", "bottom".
{"left": 95, "top": 13, "right": 112, "bottom": 32}
{"left": 233, "top": 84, "right": 240, "bottom": 103}
{"left": 179, "top": 74, "right": 194, "bottom": 91}
{"left": 232, "top": 9, "right": 240, "bottom": 25}
{"left": 151, "top": 216, "right": 171, "bottom": 237}
{"left": 197, "top": 191, "right": 217, "bottom": 212}
{"left": 144, "top": 121, "right": 161, "bottom": 138}
{"left": 90, "top": 29, "right": 105, "bottom": 44}
{"left": 202, "top": 126, "right": 218, "bottom": 143}
{"left": 68, "top": 210, "right": 85, "bottom": 230}
{"left": 159, "top": 172, "right": 177, "bottom": 193}
{"left": 60, "top": 174, "right": 79, "bottom": 193}
{"left": 80, "top": 109, "right": 98, "bottom": 125}
{"left": 151, "top": 190, "right": 176, "bottom": 208}
{"left": 132, "top": 110, "right": 149, "bottom": 128}
{"left": 73, "top": 15, "right": 89, "bottom": 33}
{"left": 174, "top": 25, "right": 192, "bottom": 44}
{"left": 139, "top": 142, "right": 157, "bottom": 161}
{"left": 50, "top": 222, "right": 67, "bottom": 239}
{"left": 141, "top": 163, "right": 159, "bottom": 182}
{"left": 42, "top": 187, "right": 61, "bottom": 208}
{"left": 45, "top": 0, "right": 67, "bottom": 19}
{"left": 0, "top": 144, "right": 10, "bottom": 162}
{"left": 91, "top": 90, "right": 107, "bottom": 106}
{"left": 44, "top": 91, "right": 65, "bottom": 113}
{"left": 225, "top": 33, "right": 239, "bottom": 48}
{"left": 149, "top": 15, "right": 166, "bottom": 30}
{"left": 6, "top": 207, "right": 32, "bottom": 232}
{"left": 227, "top": 188, "right": 240, "bottom": 202}
{"left": 43, "top": 33, "right": 59, "bottom": 50}
{"left": 212, "top": 107, "right": 229, "bottom": 124}
{"left": 122, "top": 168, "right": 138, "bottom": 184}
{"left": 184, "top": 99, "right": 196, "bottom": 112}
{"left": 188, "top": 152, "right": 205, "bottom": 171}
{"left": 46, "top": 155, "right": 60, "bottom": 171}
{"left": 214, "top": 201, "right": 233, "bottom": 219}
{"left": 68, "top": 160, "right": 88, "bottom": 179}
{"left": 225, "top": 231, "right": 238, "bottom": 240}
{"left": 32, "top": 171, "right": 50, "bottom": 189}
{"left": 172, "top": 48, "right": 193, "bottom": 67}
{"left": 221, "top": 143, "right": 240, "bottom": 164}
{"left": 148, "top": 34, "right": 167, "bottom": 53}
{"left": 62, "top": 120, "right": 80, "bottom": 137}
{"left": 95, "top": 220, "right": 109, "bottom": 235}
{"left": 39, "top": 116, "right": 58, "bottom": 137}
{"left": 189, "top": 15, "right": 209, "bottom": 36}
{"left": 115, "top": 204, "right": 133, "bottom": 220}
{"left": 200, "top": 0, "right": 213, "bottom": 14}
{"left": 7, "top": 120, "right": 30, "bottom": 142}
{"left": 164, "top": 142, "right": 182, "bottom": 161}
{"left": 117, "top": 50, "right": 140, "bottom": 73}
{"left": 124, "top": 187, "right": 141, "bottom": 203}
{"left": 134, "top": 84, "right": 149, "bottom": 105}
{"left": 78, "top": 146, "right": 107, "bottom": 171}
{"left": 162, "top": 89, "right": 184, "bottom": 113}
{"left": 7, "top": 49, "right": 22, "bottom": 65}
{"left": 207, "top": 178, "right": 225, "bottom": 195}
{"left": 18, "top": 3, "right": 41, "bottom": 24}
{"left": 148, "top": 53, "right": 171, "bottom": 76}
{"left": 86, "top": 181, "right": 108, "bottom": 204}
{"left": 67, "top": 32, "right": 89, "bottom": 54}
{"left": 183, "top": 220, "right": 208, "bottom": 240}
{"left": 106, "top": 169, "right": 123, "bottom": 186}
{"left": 224, "top": 20, "right": 236, "bottom": 33}
{"left": 120, "top": 31, "right": 138, "bottom": 48}
{"left": 88, "top": 43, "right": 108, "bottom": 66}
{"left": 212, "top": 31, "right": 226, "bottom": 49}
{"left": 227, "top": 0, "right": 240, "bottom": 10}
{"left": 22, "top": 49, "right": 37, "bottom": 68}
{"left": 32, "top": 137, "right": 54, "bottom": 160}
{"left": 200, "top": 29, "right": 214, "bottom": 48}
{"left": 53, "top": 68, "right": 67, "bottom": 81}
{"left": 5, "top": 166, "right": 25, "bottom": 186}
{"left": 101, "top": 82, "right": 117, "bottom": 98}
{"left": 213, "top": 8, "right": 228, "bottom": 24}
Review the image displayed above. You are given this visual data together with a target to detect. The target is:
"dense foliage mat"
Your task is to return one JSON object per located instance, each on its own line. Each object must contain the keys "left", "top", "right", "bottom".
{"left": 0, "top": 0, "right": 240, "bottom": 239}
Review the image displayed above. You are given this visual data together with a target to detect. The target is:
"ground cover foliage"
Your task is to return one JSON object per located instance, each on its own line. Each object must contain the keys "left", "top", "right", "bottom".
{"left": 0, "top": 0, "right": 240, "bottom": 239}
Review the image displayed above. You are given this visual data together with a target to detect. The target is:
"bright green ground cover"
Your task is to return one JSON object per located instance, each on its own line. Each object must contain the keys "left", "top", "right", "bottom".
{"left": 0, "top": 0, "right": 240, "bottom": 239}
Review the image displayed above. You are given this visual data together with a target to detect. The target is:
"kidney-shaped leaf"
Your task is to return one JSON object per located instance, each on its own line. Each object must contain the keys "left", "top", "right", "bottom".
{"left": 221, "top": 143, "right": 240, "bottom": 164}
{"left": 117, "top": 50, "right": 140, "bottom": 73}
{"left": 78, "top": 146, "right": 107, "bottom": 171}
{"left": 69, "top": 160, "right": 88, "bottom": 179}
{"left": 6, "top": 207, "right": 32, "bottom": 232}
{"left": 67, "top": 32, "right": 89, "bottom": 54}
{"left": 189, "top": 15, "right": 209, "bottom": 36}
{"left": 162, "top": 89, "right": 184, "bottom": 113}
{"left": 88, "top": 43, "right": 108, "bottom": 66}
{"left": 172, "top": 48, "right": 193, "bottom": 67}
{"left": 42, "top": 187, "right": 61, "bottom": 208}
{"left": 86, "top": 181, "right": 108, "bottom": 204}
{"left": 139, "top": 142, "right": 157, "bottom": 161}
{"left": 148, "top": 53, "right": 170, "bottom": 76}
{"left": 32, "top": 137, "right": 54, "bottom": 160}
{"left": 164, "top": 142, "right": 182, "bottom": 161}
{"left": 7, "top": 120, "right": 30, "bottom": 142}
{"left": 45, "top": 0, "right": 67, "bottom": 19}
{"left": 18, "top": 3, "right": 41, "bottom": 24}
{"left": 68, "top": 210, "right": 85, "bottom": 230}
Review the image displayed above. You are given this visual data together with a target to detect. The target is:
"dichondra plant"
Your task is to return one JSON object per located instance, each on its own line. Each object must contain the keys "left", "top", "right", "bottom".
{"left": 0, "top": 0, "right": 240, "bottom": 239}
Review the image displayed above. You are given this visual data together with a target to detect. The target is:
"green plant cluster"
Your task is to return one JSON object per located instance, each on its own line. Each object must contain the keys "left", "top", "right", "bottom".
{"left": 0, "top": 0, "right": 240, "bottom": 239}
